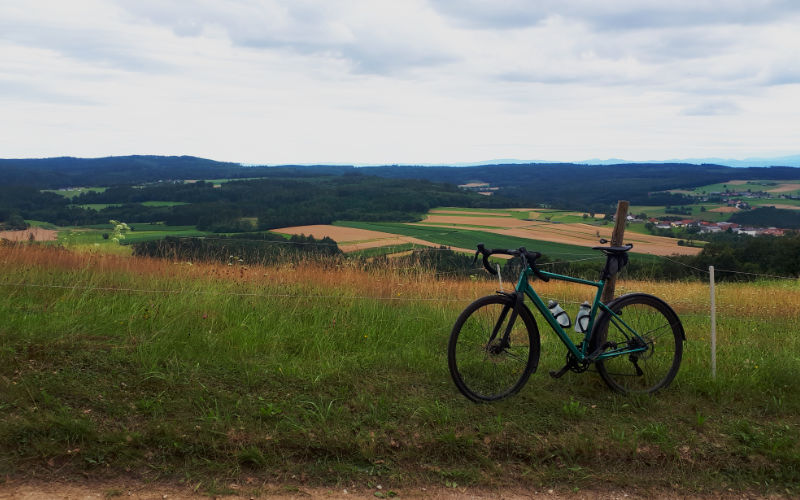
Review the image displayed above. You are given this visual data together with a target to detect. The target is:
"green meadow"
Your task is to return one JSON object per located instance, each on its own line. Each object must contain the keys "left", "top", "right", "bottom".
{"left": 1, "top": 245, "right": 797, "bottom": 496}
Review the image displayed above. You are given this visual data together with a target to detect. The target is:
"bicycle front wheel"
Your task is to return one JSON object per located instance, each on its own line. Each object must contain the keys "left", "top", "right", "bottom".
{"left": 448, "top": 294, "right": 540, "bottom": 402}
{"left": 592, "top": 293, "right": 684, "bottom": 394}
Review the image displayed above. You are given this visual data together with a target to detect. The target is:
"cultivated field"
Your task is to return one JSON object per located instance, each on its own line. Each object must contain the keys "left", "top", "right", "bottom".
{"left": 0, "top": 227, "right": 58, "bottom": 242}
{"left": 281, "top": 209, "right": 700, "bottom": 258}
{"left": 274, "top": 224, "right": 474, "bottom": 253}
{"left": 768, "top": 182, "right": 800, "bottom": 193}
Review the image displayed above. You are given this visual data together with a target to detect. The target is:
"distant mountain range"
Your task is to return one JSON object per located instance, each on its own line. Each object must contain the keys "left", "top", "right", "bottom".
{"left": 433, "top": 155, "right": 800, "bottom": 168}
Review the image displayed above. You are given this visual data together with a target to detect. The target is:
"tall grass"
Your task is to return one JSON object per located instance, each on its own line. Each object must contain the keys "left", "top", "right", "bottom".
{"left": 0, "top": 243, "right": 798, "bottom": 494}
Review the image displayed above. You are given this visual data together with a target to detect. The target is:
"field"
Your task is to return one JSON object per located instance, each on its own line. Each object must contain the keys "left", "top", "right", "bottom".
{"left": 0, "top": 244, "right": 798, "bottom": 496}
{"left": 0, "top": 227, "right": 59, "bottom": 242}
{"left": 283, "top": 208, "right": 700, "bottom": 258}
{"left": 274, "top": 224, "right": 474, "bottom": 253}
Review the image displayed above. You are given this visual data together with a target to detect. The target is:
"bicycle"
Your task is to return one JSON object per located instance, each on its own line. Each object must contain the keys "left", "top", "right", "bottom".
{"left": 448, "top": 242, "right": 685, "bottom": 402}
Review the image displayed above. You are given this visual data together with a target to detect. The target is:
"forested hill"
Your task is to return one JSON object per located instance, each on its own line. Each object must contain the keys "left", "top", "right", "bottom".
{"left": 360, "top": 163, "right": 800, "bottom": 212}
{"left": 0, "top": 155, "right": 353, "bottom": 188}
{"left": 3, "top": 156, "right": 800, "bottom": 213}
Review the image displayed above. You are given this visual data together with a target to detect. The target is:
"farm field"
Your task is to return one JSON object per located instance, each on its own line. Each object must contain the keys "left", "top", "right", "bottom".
{"left": 291, "top": 208, "right": 699, "bottom": 258}
{"left": 0, "top": 227, "right": 58, "bottom": 242}
{"left": 415, "top": 211, "right": 700, "bottom": 256}
{"left": 273, "top": 224, "right": 474, "bottom": 253}
{"left": 0, "top": 244, "right": 797, "bottom": 496}
{"left": 681, "top": 179, "right": 800, "bottom": 195}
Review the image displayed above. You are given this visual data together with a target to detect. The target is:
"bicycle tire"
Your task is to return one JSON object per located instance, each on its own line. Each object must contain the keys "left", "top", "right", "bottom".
{"left": 448, "top": 294, "right": 540, "bottom": 402}
{"left": 590, "top": 293, "right": 684, "bottom": 394}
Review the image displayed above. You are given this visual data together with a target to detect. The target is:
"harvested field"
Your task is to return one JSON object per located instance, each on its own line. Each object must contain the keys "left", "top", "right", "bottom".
{"left": 411, "top": 221, "right": 700, "bottom": 256}
{"left": 274, "top": 224, "right": 473, "bottom": 253}
{"left": 429, "top": 209, "right": 512, "bottom": 217}
{"left": 762, "top": 203, "right": 800, "bottom": 210}
{"left": 709, "top": 206, "right": 740, "bottom": 213}
{"left": 767, "top": 183, "right": 800, "bottom": 193}
{"left": 727, "top": 180, "right": 748, "bottom": 185}
{"left": 420, "top": 214, "right": 531, "bottom": 228}
{"left": 0, "top": 227, "right": 58, "bottom": 242}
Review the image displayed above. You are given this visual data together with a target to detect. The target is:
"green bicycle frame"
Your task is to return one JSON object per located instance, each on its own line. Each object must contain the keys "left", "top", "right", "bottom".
{"left": 514, "top": 267, "right": 647, "bottom": 362}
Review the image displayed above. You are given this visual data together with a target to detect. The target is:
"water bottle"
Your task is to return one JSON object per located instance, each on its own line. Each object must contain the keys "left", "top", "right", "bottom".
{"left": 574, "top": 301, "right": 591, "bottom": 333}
{"left": 547, "top": 300, "right": 571, "bottom": 328}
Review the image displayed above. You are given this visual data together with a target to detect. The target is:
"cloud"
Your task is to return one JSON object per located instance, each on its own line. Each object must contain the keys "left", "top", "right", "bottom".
{"left": 0, "top": 78, "right": 98, "bottom": 105}
{"left": 681, "top": 100, "right": 741, "bottom": 116}
{"left": 115, "top": 0, "right": 458, "bottom": 74}
{"left": 0, "top": 6, "right": 169, "bottom": 73}
{"left": 429, "top": 0, "right": 800, "bottom": 31}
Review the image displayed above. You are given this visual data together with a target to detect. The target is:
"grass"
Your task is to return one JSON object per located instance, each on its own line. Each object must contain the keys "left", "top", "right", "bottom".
{"left": 140, "top": 201, "right": 190, "bottom": 207}
{"left": 629, "top": 205, "right": 732, "bottom": 222}
{"left": 43, "top": 187, "right": 107, "bottom": 199}
{"left": 0, "top": 244, "right": 798, "bottom": 495}
{"left": 349, "top": 243, "right": 418, "bottom": 258}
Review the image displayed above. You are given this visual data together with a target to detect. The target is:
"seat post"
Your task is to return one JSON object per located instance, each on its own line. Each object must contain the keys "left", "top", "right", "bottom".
{"left": 601, "top": 200, "right": 629, "bottom": 303}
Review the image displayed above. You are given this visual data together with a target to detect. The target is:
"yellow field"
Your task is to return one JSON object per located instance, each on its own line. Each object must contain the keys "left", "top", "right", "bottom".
{"left": 273, "top": 224, "right": 473, "bottom": 253}
{"left": 767, "top": 183, "right": 800, "bottom": 193}
{"left": 0, "top": 227, "right": 58, "bottom": 242}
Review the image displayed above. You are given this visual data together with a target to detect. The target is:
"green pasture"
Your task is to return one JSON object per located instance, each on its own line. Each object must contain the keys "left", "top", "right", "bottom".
{"left": 431, "top": 207, "right": 604, "bottom": 224}
{"left": 348, "top": 243, "right": 417, "bottom": 258}
{"left": 0, "top": 254, "right": 797, "bottom": 494}
{"left": 76, "top": 203, "right": 123, "bottom": 211}
{"left": 751, "top": 198, "right": 800, "bottom": 208}
{"left": 141, "top": 201, "right": 190, "bottom": 207}
{"left": 43, "top": 187, "right": 107, "bottom": 199}
{"left": 57, "top": 224, "right": 211, "bottom": 248}
{"left": 689, "top": 180, "right": 800, "bottom": 195}
{"left": 629, "top": 205, "right": 731, "bottom": 222}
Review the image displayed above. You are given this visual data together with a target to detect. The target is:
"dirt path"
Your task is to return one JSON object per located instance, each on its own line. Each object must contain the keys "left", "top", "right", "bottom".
{"left": 0, "top": 480, "right": 768, "bottom": 500}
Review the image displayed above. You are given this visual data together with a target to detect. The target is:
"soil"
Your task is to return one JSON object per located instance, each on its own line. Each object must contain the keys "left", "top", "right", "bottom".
{"left": 0, "top": 480, "right": 774, "bottom": 500}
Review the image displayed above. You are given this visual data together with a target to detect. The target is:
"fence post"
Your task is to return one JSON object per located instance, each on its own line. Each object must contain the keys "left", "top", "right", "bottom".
{"left": 709, "top": 265, "right": 717, "bottom": 380}
{"left": 601, "top": 200, "right": 630, "bottom": 304}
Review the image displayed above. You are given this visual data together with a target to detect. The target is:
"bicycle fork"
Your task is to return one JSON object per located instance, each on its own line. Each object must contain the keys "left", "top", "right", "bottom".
{"left": 485, "top": 292, "right": 524, "bottom": 353}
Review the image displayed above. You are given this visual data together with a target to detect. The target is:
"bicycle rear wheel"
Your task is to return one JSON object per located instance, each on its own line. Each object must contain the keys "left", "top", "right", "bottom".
{"left": 591, "top": 293, "right": 684, "bottom": 394}
{"left": 448, "top": 294, "right": 540, "bottom": 402}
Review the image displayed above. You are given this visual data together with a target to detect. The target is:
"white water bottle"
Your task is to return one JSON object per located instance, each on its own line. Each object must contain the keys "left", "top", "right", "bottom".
{"left": 548, "top": 300, "right": 571, "bottom": 328}
{"left": 574, "top": 301, "right": 591, "bottom": 333}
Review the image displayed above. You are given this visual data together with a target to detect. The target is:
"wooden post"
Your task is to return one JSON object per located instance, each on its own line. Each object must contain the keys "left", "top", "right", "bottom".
{"left": 601, "top": 200, "right": 630, "bottom": 304}
{"left": 709, "top": 265, "right": 717, "bottom": 380}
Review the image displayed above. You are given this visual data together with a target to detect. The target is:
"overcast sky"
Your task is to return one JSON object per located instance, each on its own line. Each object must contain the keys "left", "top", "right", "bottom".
{"left": 2, "top": 0, "right": 799, "bottom": 165}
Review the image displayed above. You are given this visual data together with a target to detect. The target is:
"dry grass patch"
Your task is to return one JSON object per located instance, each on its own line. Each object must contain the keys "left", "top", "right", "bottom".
{"left": 709, "top": 207, "right": 740, "bottom": 213}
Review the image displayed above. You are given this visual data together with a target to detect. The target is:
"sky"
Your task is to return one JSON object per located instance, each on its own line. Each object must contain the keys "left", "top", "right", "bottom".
{"left": 2, "top": 0, "right": 800, "bottom": 165}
